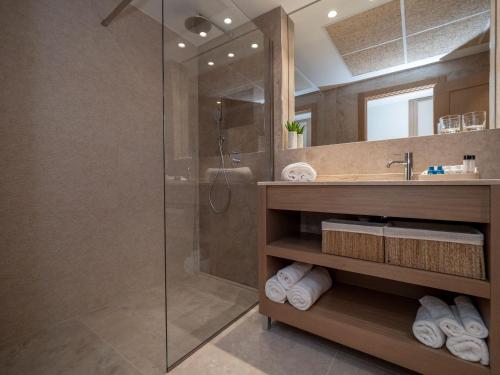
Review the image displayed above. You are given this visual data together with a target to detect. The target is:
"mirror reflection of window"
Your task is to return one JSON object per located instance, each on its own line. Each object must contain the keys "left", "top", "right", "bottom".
{"left": 291, "top": 0, "right": 492, "bottom": 148}
{"left": 366, "top": 88, "right": 434, "bottom": 141}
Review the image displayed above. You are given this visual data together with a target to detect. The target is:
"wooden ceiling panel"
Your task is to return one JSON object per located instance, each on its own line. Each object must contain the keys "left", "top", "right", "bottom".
{"left": 326, "top": 0, "right": 402, "bottom": 55}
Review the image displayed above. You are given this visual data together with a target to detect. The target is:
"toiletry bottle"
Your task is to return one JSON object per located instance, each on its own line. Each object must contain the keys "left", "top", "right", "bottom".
{"left": 470, "top": 155, "right": 476, "bottom": 174}
{"left": 463, "top": 155, "right": 470, "bottom": 173}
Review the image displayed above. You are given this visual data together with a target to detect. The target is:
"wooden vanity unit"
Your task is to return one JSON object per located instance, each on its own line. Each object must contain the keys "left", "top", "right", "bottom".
{"left": 258, "top": 181, "right": 500, "bottom": 375}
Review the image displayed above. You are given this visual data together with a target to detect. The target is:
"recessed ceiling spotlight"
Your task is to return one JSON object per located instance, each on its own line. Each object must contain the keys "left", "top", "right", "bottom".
{"left": 227, "top": 52, "right": 235, "bottom": 58}
{"left": 216, "top": 101, "right": 221, "bottom": 104}
{"left": 328, "top": 10, "right": 338, "bottom": 18}
{"left": 208, "top": 61, "right": 215, "bottom": 66}
{"left": 251, "top": 43, "right": 259, "bottom": 49}
{"left": 224, "top": 17, "right": 232, "bottom": 24}
{"left": 199, "top": 31, "right": 207, "bottom": 37}
{"left": 177, "top": 42, "right": 186, "bottom": 48}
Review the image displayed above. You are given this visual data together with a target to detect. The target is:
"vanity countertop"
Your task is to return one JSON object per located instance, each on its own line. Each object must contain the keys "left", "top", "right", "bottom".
{"left": 258, "top": 179, "right": 500, "bottom": 186}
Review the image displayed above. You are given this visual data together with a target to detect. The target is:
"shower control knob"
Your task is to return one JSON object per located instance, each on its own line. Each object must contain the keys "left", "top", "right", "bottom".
{"left": 231, "top": 151, "right": 241, "bottom": 164}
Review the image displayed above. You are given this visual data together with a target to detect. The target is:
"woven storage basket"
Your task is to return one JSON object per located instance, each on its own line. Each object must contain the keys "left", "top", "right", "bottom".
{"left": 322, "top": 219, "right": 385, "bottom": 262}
{"left": 385, "top": 221, "right": 485, "bottom": 280}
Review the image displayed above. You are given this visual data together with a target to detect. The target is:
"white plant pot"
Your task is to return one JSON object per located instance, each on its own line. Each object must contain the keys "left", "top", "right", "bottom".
{"left": 288, "top": 131, "right": 297, "bottom": 149}
{"left": 297, "top": 133, "right": 304, "bottom": 148}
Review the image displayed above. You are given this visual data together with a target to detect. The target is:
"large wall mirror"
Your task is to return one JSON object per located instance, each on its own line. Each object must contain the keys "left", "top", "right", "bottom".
{"left": 290, "top": 0, "right": 494, "bottom": 148}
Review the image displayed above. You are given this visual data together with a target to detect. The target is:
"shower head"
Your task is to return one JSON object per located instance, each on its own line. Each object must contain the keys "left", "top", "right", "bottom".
{"left": 185, "top": 16, "right": 212, "bottom": 35}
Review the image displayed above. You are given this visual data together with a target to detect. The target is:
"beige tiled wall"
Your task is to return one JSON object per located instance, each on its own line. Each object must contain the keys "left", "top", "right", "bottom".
{"left": 0, "top": 0, "right": 164, "bottom": 347}
{"left": 276, "top": 129, "right": 500, "bottom": 179}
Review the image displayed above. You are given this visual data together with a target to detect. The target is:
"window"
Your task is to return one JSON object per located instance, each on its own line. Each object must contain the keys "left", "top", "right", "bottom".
{"left": 366, "top": 87, "right": 434, "bottom": 141}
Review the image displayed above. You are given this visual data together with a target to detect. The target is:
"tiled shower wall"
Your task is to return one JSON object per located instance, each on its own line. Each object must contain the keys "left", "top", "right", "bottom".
{"left": 0, "top": 0, "right": 165, "bottom": 347}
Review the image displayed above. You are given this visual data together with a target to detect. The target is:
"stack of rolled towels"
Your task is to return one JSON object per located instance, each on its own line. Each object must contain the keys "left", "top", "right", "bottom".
{"left": 412, "top": 295, "right": 489, "bottom": 365}
{"left": 265, "top": 262, "right": 332, "bottom": 311}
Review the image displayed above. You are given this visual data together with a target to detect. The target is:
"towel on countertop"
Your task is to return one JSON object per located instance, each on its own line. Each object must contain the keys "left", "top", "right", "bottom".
{"left": 455, "top": 296, "right": 489, "bottom": 339}
{"left": 412, "top": 306, "right": 446, "bottom": 349}
{"left": 286, "top": 267, "right": 332, "bottom": 311}
{"left": 419, "top": 296, "right": 465, "bottom": 337}
{"left": 281, "top": 162, "right": 317, "bottom": 182}
{"left": 277, "top": 262, "right": 313, "bottom": 289}
{"left": 265, "top": 275, "right": 288, "bottom": 303}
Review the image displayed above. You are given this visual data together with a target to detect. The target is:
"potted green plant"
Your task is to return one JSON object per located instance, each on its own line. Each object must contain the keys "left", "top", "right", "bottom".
{"left": 285, "top": 120, "right": 299, "bottom": 149}
{"left": 296, "top": 124, "right": 305, "bottom": 148}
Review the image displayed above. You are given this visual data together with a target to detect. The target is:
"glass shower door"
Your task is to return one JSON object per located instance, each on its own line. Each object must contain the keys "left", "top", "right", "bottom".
{"left": 163, "top": 0, "right": 273, "bottom": 367}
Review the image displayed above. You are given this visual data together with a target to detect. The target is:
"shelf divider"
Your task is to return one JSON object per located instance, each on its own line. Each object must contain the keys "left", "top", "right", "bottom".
{"left": 266, "top": 234, "right": 490, "bottom": 299}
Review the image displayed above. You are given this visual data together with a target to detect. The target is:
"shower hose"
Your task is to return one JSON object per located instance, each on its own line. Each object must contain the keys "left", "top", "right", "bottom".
{"left": 208, "top": 114, "right": 231, "bottom": 214}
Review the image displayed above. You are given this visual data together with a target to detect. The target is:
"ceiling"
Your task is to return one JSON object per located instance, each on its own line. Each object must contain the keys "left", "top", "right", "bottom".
{"left": 292, "top": 0, "right": 490, "bottom": 95}
{"left": 130, "top": 0, "right": 317, "bottom": 64}
{"left": 128, "top": 0, "right": 491, "bottom": 95}
{"left": 132, "top": 0, "right": 317, "bottom": 35}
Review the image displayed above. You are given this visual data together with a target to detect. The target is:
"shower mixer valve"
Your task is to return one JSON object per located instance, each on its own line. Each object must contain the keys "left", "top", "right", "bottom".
{"left": 231, "top": 151, "right": 241, "bottom": 164}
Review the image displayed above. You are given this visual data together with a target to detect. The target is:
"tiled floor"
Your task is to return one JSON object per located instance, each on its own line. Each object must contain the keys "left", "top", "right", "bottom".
{"left": 0, "top": 273, "right": 257, "bottom": 375}
{"left": 1, "top": 279, "right": 414, "bottom": 375}
{"left": 171, "top": 306, "right": 414, "bottom": 375}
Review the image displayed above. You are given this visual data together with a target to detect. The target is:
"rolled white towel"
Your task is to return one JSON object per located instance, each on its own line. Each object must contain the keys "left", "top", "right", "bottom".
{"left": 277, "top": 262, "right": 312, "bottom": 289}
{"left": 419, "top": 296, "right": 465, "bottom": 337}
{"left": 412, "top": 306, "right": 446, "bottom": 349}
{"left": 446, "top": 334, "right": 489, "bottom": 365}
{"left": 455, "top": 296, "right": 489, "bottom": 339}
{"left": 286, "top": 267, "right": 332, "bottom": 311}
{"left": 265, "top": 275, "right": 288, "bottom": 303}
{"left": 281, "top": 162, "right": 317, "bottom": 182}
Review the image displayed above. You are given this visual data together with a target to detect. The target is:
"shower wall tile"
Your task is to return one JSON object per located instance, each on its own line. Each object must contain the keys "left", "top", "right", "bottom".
{"left": 0, "top": 0, "right": 165, "bottom": 349}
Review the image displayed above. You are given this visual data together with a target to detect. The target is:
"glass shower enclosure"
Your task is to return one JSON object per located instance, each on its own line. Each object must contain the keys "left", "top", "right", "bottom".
{"left": 162, "top": 0, "right": 273, "bottom": 368}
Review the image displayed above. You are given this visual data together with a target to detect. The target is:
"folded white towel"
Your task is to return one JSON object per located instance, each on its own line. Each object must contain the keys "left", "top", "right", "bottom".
{"left": 277, "top": 262, "right": 312, "bottom": 289}
{"left": 455, "top": 296, "right": 489, "bottom": 339}
{"left": 419, "top": 296, "right": 465, "bottom": 337}
{"left": 265, "top": 275, "right": 288, "bottom": 303}
{"left": 281, "top": 162, "right": 317, "bottom": 182}
{"left": 446, "top": 334, "right": 489, "bottom": 365}
{"left": 286, "top": 267, "right": 332, "bottom": 311}
{"left": 412, "top": 306, "right": 446, "bottom": 349}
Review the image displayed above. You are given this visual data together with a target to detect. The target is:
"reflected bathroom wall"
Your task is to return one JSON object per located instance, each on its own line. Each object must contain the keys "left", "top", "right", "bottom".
{"left": 0, "top": 0, "right": 166, "bottom": 374}
{"left": 163, "top": 0, "right": 272, "bottom": 367}
{"left": 198, "top": 30, "right": 271, "bottom": 288}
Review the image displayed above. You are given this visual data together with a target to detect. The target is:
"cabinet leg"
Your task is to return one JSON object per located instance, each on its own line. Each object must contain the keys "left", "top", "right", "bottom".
{"left": 262, "top": 315, "right": 272, "bottom": 330}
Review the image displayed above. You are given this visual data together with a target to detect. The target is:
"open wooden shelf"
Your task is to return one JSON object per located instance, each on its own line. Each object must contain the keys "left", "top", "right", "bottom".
{"left": 259, "top": 184, "right": 500, "bottom": 374}
{"left": 266, "top": 234, "right": 491, "bottom": 299}
{"left": 259, "top": 283, "right": 489, "bottom": 375}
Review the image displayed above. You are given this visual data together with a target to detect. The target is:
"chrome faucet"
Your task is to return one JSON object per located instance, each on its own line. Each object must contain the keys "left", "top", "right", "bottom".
{"left": 386, "top": 152, "right": 413, "bottom": 181}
